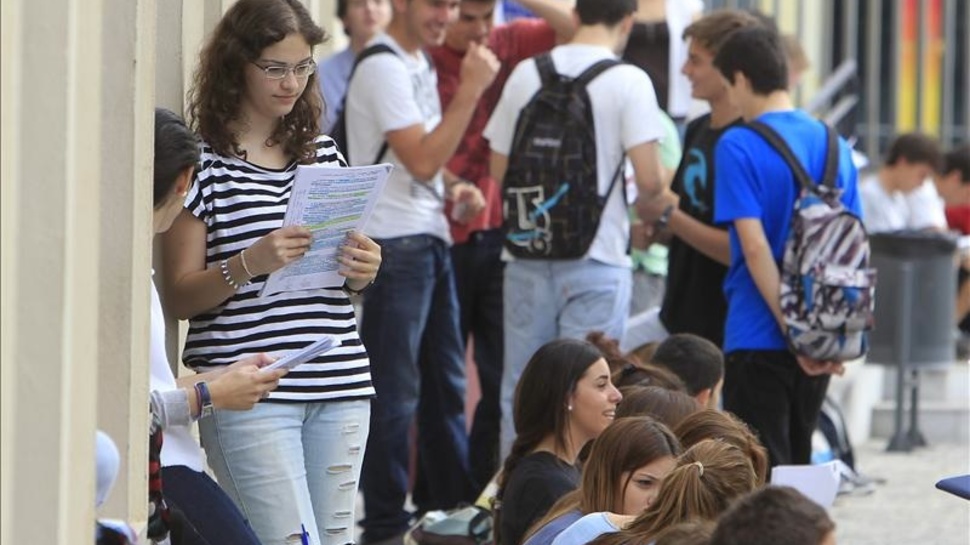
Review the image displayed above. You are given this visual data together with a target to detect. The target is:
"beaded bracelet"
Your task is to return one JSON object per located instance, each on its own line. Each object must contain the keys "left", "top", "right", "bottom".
{"left": 220, "top": 258, "right": 248, "bottom": 290}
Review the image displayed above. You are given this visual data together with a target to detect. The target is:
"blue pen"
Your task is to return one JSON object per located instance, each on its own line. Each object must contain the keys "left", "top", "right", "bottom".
{"left": 301, "top": 524, "right": 310, "bottom": 545}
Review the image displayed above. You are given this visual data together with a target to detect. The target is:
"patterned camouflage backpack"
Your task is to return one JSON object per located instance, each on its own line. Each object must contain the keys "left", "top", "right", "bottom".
{"left": 746, "top": 121, "right": 875, "bottom": 361}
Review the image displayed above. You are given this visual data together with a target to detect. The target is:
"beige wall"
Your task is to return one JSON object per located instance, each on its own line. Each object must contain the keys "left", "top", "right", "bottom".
{"left": 0, "top": 0, "right": 347, "bottom": 540}
{"left": 2, "top": 0, "right": 107, "bottom": 541}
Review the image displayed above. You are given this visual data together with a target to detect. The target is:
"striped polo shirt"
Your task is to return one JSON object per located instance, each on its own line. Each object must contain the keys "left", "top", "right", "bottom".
{"left": 182, "top": 135, "right": 374, "bottom": 403}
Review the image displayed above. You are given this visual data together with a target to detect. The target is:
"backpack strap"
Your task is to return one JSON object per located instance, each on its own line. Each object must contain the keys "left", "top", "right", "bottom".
{"left": 534, "top": 53, "right": 558, "bottom": 86}
{"left": 574, "top": 58, "right": 623, "bottom": 89}
{"left": 820, "top": 124, "right": 839, "bottom": 189}
{"left": 746, "top": 120, "right": 839, "bottom": 195}
{"left": 343, "top": 43, "right": 396, "bottom": 164}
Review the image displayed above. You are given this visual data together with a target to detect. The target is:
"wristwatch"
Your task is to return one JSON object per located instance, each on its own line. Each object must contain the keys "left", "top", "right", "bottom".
{"left": 194, "top": 381, "right": 214, "bottom": 419}
{"left": 655, "top": 204, "right": 675, "bottom": 231}
{"left": 343, "top": 280, "right": 374, "bottom": 296}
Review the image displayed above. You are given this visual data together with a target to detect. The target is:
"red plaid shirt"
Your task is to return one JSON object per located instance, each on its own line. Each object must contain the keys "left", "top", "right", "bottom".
{"left": 430, "top": 19, "right": 557, "bottom": 244}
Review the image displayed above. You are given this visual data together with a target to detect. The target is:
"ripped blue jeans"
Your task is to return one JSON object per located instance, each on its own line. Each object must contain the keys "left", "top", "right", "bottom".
{"left": 199, "top": 399, "right": 371, "bottom": 545}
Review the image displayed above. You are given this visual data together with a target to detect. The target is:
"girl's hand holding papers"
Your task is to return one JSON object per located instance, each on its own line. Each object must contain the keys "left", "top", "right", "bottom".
{"left": 338, "top": 231, "right": 382, "bottom": 292}
{"left": 206, "top": 353, "right": 288, "bottom": 409}
{"left": 245, "top": 225, "right": 313, "bottom": 276}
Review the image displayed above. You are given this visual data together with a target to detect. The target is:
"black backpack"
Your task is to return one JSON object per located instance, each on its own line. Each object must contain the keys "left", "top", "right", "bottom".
{"left": 502, "top": 53, "right": 625, "bottom": 259}
{"left": 329, "top": 43, "right": 394, "bottom": 165}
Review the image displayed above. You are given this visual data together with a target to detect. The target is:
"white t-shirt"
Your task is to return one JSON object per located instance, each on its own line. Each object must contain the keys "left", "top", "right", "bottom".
{"left": 484, "top": 44, "right": 665, "bottom": 268}
{"left": 344, "top": 33, "right": 451, "bottom": 243}
{"left": 859, "top": 173, "right": 946, "bottom": 233}
{"left": 905, "top": 179, "right": 947, "bottom": 230}
{"left": 150, "top": 277, "right": 204, "bottom": 471}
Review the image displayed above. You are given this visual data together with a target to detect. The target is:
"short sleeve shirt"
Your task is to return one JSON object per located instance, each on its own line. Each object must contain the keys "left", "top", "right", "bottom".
{"left": 714, "top": 110, "right": 862, "bottom": 352}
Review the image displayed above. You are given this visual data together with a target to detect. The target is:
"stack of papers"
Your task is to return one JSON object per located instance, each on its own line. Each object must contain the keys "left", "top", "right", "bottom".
{"left": 261, "top": 336, "right": 340, "bottom": 372}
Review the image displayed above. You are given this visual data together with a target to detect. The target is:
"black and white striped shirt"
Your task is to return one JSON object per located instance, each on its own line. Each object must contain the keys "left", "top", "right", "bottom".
{"left": 182, "top": 135, "right": 375, "bottom": 403}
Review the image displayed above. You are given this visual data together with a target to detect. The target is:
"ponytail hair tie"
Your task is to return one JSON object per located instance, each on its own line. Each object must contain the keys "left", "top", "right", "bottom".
{"left": 691, "top": 461, "right": 704, "bottom": 477}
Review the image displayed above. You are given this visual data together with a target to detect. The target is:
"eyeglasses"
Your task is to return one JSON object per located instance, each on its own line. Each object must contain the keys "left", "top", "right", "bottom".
{"left": 251, "top": 60, "right": 316, "bottom": 80}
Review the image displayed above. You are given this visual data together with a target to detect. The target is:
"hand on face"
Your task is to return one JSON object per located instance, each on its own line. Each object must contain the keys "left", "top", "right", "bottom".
{"left": 459, "top": 42, "right": 500, "bottom": 96}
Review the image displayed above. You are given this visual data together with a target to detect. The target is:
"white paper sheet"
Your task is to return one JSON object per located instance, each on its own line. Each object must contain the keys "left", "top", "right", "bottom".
{"left": 261, "top": 336, "right": 340, "bottom": 372}
{"left": 770, "top": 461, "right": 841, "bottom": 508}
{"left": 260, "top": 163, "right": 392, "bottom": 297}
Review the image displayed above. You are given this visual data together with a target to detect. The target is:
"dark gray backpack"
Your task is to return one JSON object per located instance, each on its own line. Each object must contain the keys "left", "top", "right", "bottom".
{"left": 502, "top": 53, "right": 624, "bottom": 259}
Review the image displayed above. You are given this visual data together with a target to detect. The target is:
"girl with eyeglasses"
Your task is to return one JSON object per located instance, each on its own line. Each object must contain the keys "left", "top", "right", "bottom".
{"left": 160, "top": 1, "right": 381, "bottom": 544}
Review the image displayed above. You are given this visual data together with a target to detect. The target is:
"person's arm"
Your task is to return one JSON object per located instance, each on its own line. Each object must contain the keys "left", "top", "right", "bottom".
{"left": 735, "top": 217, "right": 844, "bottom": 375}
{"left": 516, "top": 0, "right": 577, "bottom": 42}
{"left": 174, "top": 353, "right": 286, "bottom": 410}
{"left": 159, "top": 210, "right": 313, "bottom": 319}
{"left": 668, "top": 208, "right": 730, "bottom": 265}
{"left": 734, "top": 218, "right": 784, "bottom": 328}
{"left": 490, "top": 151, "right": 509, "bottom": 188}
{"left": 628, "top": 140, "right": 664, "bottom": 201}
{"left": 385, "top": 43, "right": 499, "bottom": 182}
{"left": 640, "top": 189, "right": 730, "bottom": 265}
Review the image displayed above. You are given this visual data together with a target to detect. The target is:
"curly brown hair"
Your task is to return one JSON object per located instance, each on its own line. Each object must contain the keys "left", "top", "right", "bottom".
{"left": 187, "top": 0, "right": 327, "bottom": 163}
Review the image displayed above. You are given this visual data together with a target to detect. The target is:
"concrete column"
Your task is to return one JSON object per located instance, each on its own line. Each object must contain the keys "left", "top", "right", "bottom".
{"left": 1, "top": 0, "right": 104, "bottom": 541}
{"left": 0, "top": 0, "right": 23, "bottom": 542}
{"left": 96, "top": 0, "right": 156, "bottom": 522}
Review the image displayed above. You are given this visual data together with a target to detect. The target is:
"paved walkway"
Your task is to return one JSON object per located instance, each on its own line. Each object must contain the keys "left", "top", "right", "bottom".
{"left": 831, "top": 439, "right": 970, "bottom": 544}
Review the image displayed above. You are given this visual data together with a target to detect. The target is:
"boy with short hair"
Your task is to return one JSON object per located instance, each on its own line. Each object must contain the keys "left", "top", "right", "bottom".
{"left": 859, "top": 132, "right": 944, "bottom": 233}
{"left": 650, "top": 333, "right": 724, "bottom": 409}
{"left": 636, "top": 9, "right": 762, "bottom": 349}
{"left": 710, "top": 486, "right": 836, "bottom": 545}
{"left": 344, "top": 0, "right": 500, "bottom": 540}
{"left": 485, "top": 0, "right": 665, "bottom": 456}
{"left": 318, "top": 0, "right": 392, "bottom": 131}
{"left": 712, "top": 25, "right": 861, "bottom": 467}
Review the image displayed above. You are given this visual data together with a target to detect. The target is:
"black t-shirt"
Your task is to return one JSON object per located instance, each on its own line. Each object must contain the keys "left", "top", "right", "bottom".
{"left": 622, "top": 21, "right": 670, "bottom": 113}
{"left": 499, "top": 451, "right": 580, "bottom": 545}
{"left": 659, "top": 114, "right": 742, "bottom": 347}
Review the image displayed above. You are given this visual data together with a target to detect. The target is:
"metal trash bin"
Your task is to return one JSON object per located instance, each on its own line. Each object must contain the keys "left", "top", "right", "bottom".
{"left": 867, "top": 231, "right": 959, "bottom": 451}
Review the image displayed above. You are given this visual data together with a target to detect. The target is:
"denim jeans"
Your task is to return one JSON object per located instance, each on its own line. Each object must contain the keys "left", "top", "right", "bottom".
{"left": 499, "top": 259, "right": 632, "bottom": 458}
{"left": 161, "top": 465, "right": 261, "bottom": 545}
{"left": 198, "top": 399, "right": 370, "bottom": 545}
{"left": 359, "top": 234, "right": 474, "bottom": 542}
{"left": 450, "top": 229, "right": 504, "bottom": 492}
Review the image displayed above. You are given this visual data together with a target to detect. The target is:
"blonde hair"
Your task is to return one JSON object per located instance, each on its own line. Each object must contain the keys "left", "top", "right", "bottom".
{"left": 674, "top": 410, "right": 769, "bottom": 486}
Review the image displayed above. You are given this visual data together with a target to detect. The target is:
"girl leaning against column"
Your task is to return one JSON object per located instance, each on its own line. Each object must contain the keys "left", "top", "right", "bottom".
{"left": 160, "top": 1, "right": 381, "bottom": 544}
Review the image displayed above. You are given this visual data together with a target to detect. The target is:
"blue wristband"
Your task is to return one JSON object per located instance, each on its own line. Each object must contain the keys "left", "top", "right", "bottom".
{"left": 194, "top": 381, "right": 213, "bottom": 418}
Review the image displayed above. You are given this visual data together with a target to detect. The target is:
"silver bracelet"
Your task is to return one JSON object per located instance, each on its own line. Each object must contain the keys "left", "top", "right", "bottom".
{"left": 239, "top": 249, "right": 255, "bottom": 278}
{"left": 220, "top": 258, "right": 246, "bottom": 290}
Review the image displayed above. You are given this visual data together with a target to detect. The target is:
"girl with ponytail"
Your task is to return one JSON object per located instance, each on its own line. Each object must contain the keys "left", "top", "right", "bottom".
{"left": 553, "top": 440, "right": 758, "bottom": 545}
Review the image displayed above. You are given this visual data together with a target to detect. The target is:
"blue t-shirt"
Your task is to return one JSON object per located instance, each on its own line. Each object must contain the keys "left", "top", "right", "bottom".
{"left": 523, "top": 510, "right": 583, "bottom": 545}
{"left": 713, "top": 110, "right": 861, "bottom": 353}
{"left": 550, "top": 512, "right": 620, "bottom": 545}
{"left": 318, "top": 47, "right": 355, "bottom": 133}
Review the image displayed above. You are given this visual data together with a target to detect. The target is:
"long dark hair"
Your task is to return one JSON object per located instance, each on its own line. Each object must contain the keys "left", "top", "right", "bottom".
{"left": 187, "top": 0, "right": 326, "bottom": 162}
{"left": 153, "top": 108, "right": 199, "bottom": 208}
{"left": 494, "top": 339, "right": 604, "bottom": 545}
